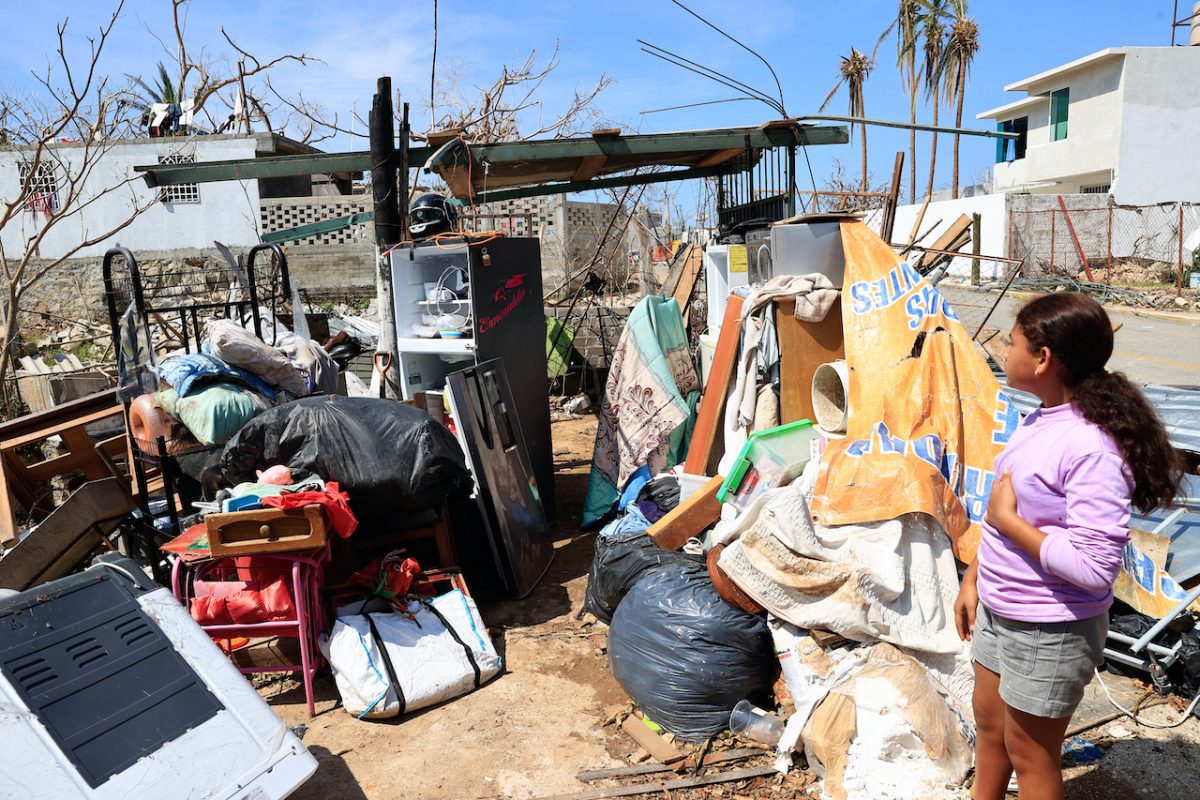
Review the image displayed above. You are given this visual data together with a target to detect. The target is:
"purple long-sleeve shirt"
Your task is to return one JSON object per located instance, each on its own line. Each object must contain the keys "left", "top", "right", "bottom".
{"left": 976, "top": 402, "right": 1134, "bottom": 623}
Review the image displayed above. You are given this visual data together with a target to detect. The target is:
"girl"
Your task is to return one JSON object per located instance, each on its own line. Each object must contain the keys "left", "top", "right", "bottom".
{"left": 954, "top": 293, "right": 1184, "bottom": 800}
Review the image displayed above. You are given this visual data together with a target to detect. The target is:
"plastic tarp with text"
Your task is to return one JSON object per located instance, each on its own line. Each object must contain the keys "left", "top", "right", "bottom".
{"left": 809, "top": 221, "right": 1018, "bottom": 563}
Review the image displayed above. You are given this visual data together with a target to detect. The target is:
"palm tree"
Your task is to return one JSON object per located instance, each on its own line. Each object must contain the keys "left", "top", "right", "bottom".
{"left": 943, "top": 1, "right": 980, "bottom": 199}
{"left": 878, "top": 0, "right": 922, "bottom": 203}
{"left": 917, "top": 0, "right": 949, "bottom": 201}
{"left": 128, "top": 62, "right": 179, "bottom": 111}
{"left": 820, "top": 48, "right": 874, "bottom": 193}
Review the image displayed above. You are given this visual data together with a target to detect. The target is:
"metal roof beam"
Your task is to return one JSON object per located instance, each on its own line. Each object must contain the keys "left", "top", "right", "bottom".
{"left": 134, "top": 148, "right": 434, "bottom": 187}
{"left": 452, "top": 164, "right": 745, "bottom": 206}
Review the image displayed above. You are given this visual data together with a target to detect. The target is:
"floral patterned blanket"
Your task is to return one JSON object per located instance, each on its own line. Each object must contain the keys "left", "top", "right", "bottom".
{"left": 583, "top": 296, "right": 699, "bottom": 526}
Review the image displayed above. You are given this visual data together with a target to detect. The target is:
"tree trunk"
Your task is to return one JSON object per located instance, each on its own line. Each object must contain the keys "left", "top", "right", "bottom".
{"left": 926, "top": 92, "right": 939, "bottom": 201}
{"left": 860, "top": 99, "right": 869, "bottom": 194}
{"left": 951, "top": 61, "right": 965, "bottom": 200}
{"left": 909, "top": 75, "right": 918, "bottom": 204}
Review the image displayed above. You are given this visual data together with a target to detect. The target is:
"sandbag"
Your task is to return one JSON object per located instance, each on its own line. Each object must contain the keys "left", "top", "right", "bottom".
{"left": 158, "top": 384, "right": 265, "bottom": 446}
{"left": 607, "top": 561, "right": 775, "bottom": 741}
{"left": 207, "top": 318, "right": 308, "bottom": 396}
{"left": 319, "top": 590, "right": 501, "bottom": 719}
{"left": 584, "top": 526, "right": 701, "bottom": 623}
{"left": 221, "top": 396, "right": 470, "bottom": 523}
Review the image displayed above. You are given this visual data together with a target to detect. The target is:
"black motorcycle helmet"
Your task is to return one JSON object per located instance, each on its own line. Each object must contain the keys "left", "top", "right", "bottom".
{"left": 409, "top": 193, "right": 458, "bottom": 238}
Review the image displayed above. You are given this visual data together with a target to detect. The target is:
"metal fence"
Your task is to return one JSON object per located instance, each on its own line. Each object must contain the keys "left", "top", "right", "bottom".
{"left": 1008, "top": 201, "right": 1200, "bottom": 292}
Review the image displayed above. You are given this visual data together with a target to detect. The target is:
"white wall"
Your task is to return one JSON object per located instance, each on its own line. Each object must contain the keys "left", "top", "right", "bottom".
{"left": 1019, "top": 58, "right": 1124, "bottom": 190}
{"left": 0, "top": 136, "right": 261, "bottom": 261}
{"left": 1113, "top": 47, "right": 1200, "bottom": 204}
{"left": 867, "top": 192, "right": 1009, "bottom": 280}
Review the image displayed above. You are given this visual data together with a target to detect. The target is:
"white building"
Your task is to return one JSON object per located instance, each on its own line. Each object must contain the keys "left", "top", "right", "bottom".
{"left": 0, "top": 133, "right": 347, "bottom": 261}
{"left": 977, "top": 46, "right": 1200, "bottom": 204}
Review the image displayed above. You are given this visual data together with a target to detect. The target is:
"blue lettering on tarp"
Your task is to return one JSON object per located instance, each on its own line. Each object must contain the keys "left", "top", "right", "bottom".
{"left": 875, "top": 421, "right": 906, "bottom": 455}
{"left": 1160, "top": 574, "right": 1188, "bottom": 602}
{"left": 941, "top": 450, "right": 962, "bottom": 492}
{"left": 993, "top": 392, "right": 1020, "bottom": 446}
{"left": 904, "top": 284, "right": 962, "bottom": 330}
{"left": 912, "top": 434, "right": 943, "bottom": 472}
{"left": 848, "top": 262, "right": 921, "bottom": 316}
{"left": 961, "top": 466, "right": 995, "bottom": 523}
{"left": 846, "top": 437, "right": 871, "bottom": 456}
{"left": 1124, "top": 543, "right": 1157, "bottom": 593}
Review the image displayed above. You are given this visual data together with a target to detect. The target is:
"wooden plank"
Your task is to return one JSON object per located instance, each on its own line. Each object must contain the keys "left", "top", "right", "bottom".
{"left": 0, "top": 405, "right": 124, "bottom": 450}
{"left": 775, "top": 299, "right": 845, "bottom": 425}
{"left": 659, "top": 244, "right": 692, "bottom": 299}
{"left": 693, "top": 147, "right": 745, "bottom": 170}
{"left": 533, "top": 766, "right": 778, "bottom": 800}
{"left": 620, "top": 716, "right": 685, "bottom": 764}
{"left": 671, "top": 247, "right": 704, "bottom": 328}
{"left": 571, "top": 155, "right": 609, "bottom": 182}
{"left": 683, "top": 294, "right": 745, "bottom": 475}
{"left": 905, "top": 195, "right": 930, "bottom": 247}
{"left": 577, "top": 749, "right": 760, "bottom": 782}
{"left": 928, "top": 214, "right": 973, "bottom": 253}
{"left": 649, "top": 475, "right": 724, "bottom": 551}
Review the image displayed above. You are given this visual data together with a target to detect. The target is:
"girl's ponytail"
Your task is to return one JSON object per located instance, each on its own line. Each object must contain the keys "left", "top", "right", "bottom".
{"left": 1016, "top": 293, "right": 1185, "bottom": 513}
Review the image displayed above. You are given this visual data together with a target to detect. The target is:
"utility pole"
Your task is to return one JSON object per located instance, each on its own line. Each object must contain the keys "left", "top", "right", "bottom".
{"left": 370, "top": 76, "right": 402, "bottom": 399}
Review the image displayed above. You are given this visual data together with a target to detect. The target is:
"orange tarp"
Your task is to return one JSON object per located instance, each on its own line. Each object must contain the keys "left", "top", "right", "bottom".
{"left": 809, "top": 221, "right": 1018, "bottom": 563}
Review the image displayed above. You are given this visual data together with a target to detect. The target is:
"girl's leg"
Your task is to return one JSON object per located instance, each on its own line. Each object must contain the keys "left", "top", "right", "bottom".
{"left": 972, "top": 662, "right": 1013, "bottom": 800}
{"left": 1004, "top": 706, "right": 1071, "bottom": 800}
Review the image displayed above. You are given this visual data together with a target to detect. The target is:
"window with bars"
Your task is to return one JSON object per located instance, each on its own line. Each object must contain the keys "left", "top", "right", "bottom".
{"left": 19, "top": 162, "right": 60, "bottom": 216}
{"left": 157, "top": 153, "right": 201, "bottom": 203}
{"left": 1081, "top": 184, "right": 1111, "bottom": 194}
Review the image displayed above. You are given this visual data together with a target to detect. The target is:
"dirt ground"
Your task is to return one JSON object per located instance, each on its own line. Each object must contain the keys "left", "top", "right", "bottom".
{"left": 256, "top": 414, "right": 1200, "bottom": 800}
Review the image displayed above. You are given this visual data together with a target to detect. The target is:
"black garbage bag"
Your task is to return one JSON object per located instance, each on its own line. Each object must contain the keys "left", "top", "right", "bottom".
{"left": 221, "top": 396, "right": 470, "bottom": 523}
{"left": 607, "top": 561, "right": 775, "bottom": 741}
{"left": 584, "top": 528, "right": 702, "bottom": 623}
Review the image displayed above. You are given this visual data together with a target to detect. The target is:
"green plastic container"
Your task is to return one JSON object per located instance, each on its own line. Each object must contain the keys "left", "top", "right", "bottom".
{"left": 717, "top": 419, "right": 818, "bottom": 513}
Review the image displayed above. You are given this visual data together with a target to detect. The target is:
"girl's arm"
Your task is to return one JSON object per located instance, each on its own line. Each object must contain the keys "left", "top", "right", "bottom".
{"left": 987, "top": 454, "right": 1132, "bottom": 594}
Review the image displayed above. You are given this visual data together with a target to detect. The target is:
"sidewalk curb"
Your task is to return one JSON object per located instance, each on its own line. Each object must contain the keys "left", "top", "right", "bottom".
{"left": 948, "top": 285, "right": 1200, "bottom": 325}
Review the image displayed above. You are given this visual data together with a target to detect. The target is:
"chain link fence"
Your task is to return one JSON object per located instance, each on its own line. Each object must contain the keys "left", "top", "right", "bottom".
{"left": 1008, "top": 200, "right": 1200, "bottom": 306}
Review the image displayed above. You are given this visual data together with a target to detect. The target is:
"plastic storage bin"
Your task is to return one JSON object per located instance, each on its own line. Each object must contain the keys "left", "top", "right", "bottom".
{"left": 716, "top": 419, "right": 818, "bottom": 513}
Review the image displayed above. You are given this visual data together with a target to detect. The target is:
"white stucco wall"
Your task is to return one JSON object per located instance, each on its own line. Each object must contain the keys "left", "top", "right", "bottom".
{"left": 867, "top": 192, "right": 1009, "bottom": 280}
{"left": 1018, "top": 58, "right": 1124, "bottom": 190}
{"left": 1112, "top": 47, "right": 1200, "bottom": 204}
{"left": 0, "top": 136, "right": 261, "bottom": 261}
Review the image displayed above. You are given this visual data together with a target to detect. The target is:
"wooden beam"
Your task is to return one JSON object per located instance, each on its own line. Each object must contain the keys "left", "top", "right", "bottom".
{"left": 571, "top": 155, "right": 609, "bottom": 182}
{"left": 671, "top": 247, "right": 704, "bottom": 328}
{"left": 693, "top": 147, "right": 745, "bottom": 170}
{"left": 462, "top": 164, "right": 745, "bottom": 206}
{"left": 683, "top": 295, "right": 745, "bottom": 475}
{"left": 649, "top": 475, "right": 724, "bottom": 551}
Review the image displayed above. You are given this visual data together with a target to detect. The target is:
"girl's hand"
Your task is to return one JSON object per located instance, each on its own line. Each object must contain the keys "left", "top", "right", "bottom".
{"left": 986, "top": 469, "right": 1018, "bottom": 534}
{"left": 953, "top": 577, "right": 978, "bottom": 641}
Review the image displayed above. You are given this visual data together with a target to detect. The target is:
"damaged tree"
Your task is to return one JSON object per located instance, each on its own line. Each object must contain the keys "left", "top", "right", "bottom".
{"left": 0, "top": 3, "right": 157, "bottom": 410}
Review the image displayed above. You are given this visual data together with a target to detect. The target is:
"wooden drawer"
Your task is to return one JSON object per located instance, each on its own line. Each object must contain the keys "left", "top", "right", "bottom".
{"left": 206, "top": 504, "right": 327, "bottom": 557}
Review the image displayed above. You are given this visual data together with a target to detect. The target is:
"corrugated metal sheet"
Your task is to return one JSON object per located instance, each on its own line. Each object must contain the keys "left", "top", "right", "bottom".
{"left": 998, "top": 379, "right": 1200, "bottom": 454}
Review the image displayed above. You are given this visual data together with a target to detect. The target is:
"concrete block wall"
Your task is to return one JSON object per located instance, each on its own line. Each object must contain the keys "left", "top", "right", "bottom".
{"left": 545, "top": 304, "right": 631, "bottom": 369}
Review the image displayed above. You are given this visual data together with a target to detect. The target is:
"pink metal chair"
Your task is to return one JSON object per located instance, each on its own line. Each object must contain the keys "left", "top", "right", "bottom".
{"left": 172, "top": 544, "right": 330, "bottom": 717}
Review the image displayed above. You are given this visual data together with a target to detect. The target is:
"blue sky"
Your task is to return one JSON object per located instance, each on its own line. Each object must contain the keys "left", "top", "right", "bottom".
{"left": 0, "top": 1, "right": 1178, "bottom": 218}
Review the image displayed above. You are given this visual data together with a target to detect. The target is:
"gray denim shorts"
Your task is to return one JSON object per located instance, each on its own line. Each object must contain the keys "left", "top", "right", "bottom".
{"left": 972, "top": 602, "right": 1108, "bottom": 718}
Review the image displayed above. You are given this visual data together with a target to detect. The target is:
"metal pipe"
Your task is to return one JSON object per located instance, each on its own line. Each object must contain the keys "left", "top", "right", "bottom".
{"left": 795, "top": 115, "right": 1019, "bottom": 140}
{"left": 1130, "top": 583, "right": 1200, "bottom": 654}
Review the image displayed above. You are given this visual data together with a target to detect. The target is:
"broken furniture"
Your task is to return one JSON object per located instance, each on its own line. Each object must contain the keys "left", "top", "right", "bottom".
{"left": 446, "top": 359, "right": 553, "bottom": 598}
{"left": 390, "top": 235, "right": 555, "bottom": 517}
{"left": 103, "top": 244, "right": 293, "bottom": 569}
{"left": 0, "top": 477, "right": 134, "bottom": 591}
{"left": 172, "top": 543, "right": 330, "bottom": 718}
{"left": 0, "top": 553, "right": 317, "bottom": 799}
{"left": 0, "top": 389, "right": 127, "bottom": 546}
{"left": 205, "top": 503, "right": 329, "bottom": 558}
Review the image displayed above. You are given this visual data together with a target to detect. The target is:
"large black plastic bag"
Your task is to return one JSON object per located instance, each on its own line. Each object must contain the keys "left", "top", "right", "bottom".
{"left": 221, "top": 396, "right": 470, "bottom": 523}
{"left": 585, "top": 529, "right": 701, "bottom": 623}
{"left": 607, "top": 561, "right": 775, "bottom": 741}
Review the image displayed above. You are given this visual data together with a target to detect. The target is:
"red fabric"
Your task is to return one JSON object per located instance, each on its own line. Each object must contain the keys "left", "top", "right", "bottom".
{"left": 260, "top": 481, "right": 358, "bottom": 538}
{"left": 190, "top": 577, "right": 296, "bottom": 625}
{"left": 349, "top": 552, "right": 424, "bottom": 600}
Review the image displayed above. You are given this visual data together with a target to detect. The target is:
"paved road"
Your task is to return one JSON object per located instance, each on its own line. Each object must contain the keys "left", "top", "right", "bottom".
{"left": 940, "top": 285, "right": 1200, "bottom": 389}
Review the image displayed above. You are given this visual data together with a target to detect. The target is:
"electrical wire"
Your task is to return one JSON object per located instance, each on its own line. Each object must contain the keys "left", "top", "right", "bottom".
{"left": 1093, "top": 668, "right": 1200, "bottom": 729}
{"left": 637, "top": 40, "right": 784, "bottom": 115}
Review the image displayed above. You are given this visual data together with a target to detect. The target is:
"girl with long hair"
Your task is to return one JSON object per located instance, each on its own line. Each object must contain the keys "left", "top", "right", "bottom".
{"left": 954, "top": 292, "right": 1185, "bottom": 800}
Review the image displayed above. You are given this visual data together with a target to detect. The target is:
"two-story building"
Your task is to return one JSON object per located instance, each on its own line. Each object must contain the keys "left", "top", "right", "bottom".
{"left": 977, "top": 46, "right": 1200, "bottom": 204}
